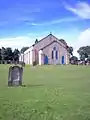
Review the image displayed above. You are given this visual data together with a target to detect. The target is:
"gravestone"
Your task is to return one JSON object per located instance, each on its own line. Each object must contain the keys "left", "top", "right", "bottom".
{"left": 21, "top": 62, "right": 25, "bottom": 67}
{"left": 19, "top": 61, "right": 25, "bottom": 67}
{"left": 8, "top": 65, "right": 23, "bottom": 86}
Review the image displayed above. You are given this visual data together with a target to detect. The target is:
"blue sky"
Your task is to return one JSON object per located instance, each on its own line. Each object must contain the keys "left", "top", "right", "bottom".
{"left": 0, "top": 0, "right": 90, "bottom": 57}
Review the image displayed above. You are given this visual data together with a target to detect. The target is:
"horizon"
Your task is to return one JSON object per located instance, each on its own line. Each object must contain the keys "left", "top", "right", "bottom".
{"left": 0, "top": 0, "right": 90, "bottom": 58}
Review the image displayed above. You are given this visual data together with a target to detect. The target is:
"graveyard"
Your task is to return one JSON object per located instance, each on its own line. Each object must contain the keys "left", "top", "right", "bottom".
{"left": 0, "top": 64, "right": 90, "bottom": 120}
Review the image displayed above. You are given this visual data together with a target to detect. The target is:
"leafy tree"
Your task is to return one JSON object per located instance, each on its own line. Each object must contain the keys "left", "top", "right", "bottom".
{"left": 5, "top": 47, "right": 13, "bottom": 61}
{"left": 80, "top": 54, "right": 85, "bottom": 61}
{"left": 0, "top": 48, "right": 2, "bottom": 60}
{"left": 1, "top": 47, "right": 7, "bottom": 63}
{"left": 70, "top": 56, "right": 78, "bottom": 61}
{"left": 87, "top": 55, "right": 90, "bottom": 61}
{"left": 60, "top": 39, "right": 67, "bottom": 45}
{"left": 0, "top": 47, "right": 20, "bottom": 64}
{"left": 70, "top": 56, "right": 78, "bottom": 64}
{"left": 68, "top": 46, "right": 73, "bottom": 56}
{"left": 77, "top": 46, "right": 90, "bottom": 60}
{"left": 21, "top": 47, "right": 29, "bottom": 53}
{"left": 13, "top": 49, "right": 20, "bottom": 62}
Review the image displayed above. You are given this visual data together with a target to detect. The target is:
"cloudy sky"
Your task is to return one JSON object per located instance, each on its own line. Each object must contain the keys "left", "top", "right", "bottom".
{"left": 0, "top": 0, "right": 90, "bottom": 57}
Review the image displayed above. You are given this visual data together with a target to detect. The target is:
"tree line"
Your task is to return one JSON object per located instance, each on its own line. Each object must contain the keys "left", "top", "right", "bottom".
{"left": 0, "top": 47, "right": 20, "bottom": 64}
{"left": 69, "top": 46, "right": 90, "bottom": 64}
{"left": 0, "top": 45, "right": 90, "bottom": 64}
{"left": 0, "top": 46, "right": 29, "bottom": 64}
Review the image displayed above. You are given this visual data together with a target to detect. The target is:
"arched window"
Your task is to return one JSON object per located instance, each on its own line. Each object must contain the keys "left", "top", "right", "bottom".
{"left": 56, "top": 51, "right": 58, "bottom": 60}
{"left": 53, "top": 47, "right": 56, "bottom": 51}
{"left": 52, "top": 51, "right": 54, "bottom": 59}
{"left": 51, "top": 47, "right": 58, "bottom": 60}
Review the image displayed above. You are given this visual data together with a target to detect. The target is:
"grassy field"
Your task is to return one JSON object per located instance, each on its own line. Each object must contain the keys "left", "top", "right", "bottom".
{"left": 0, "top": 65, "right": 90, "bottom": 120}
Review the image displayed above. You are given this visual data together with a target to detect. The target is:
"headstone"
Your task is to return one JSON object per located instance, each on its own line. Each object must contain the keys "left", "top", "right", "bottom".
{"left": 8, "top": 65, "right": 23, "bottom": 86}
{"left": 19, "top": 61, "right": 25, "bottom": 67}
{"left": 21, "top": 62, "right": 25, "bottom": 67}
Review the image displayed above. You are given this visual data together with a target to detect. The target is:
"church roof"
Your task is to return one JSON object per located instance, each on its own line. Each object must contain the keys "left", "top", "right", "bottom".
{"left": 40, "top": 40, "right": 68, "bottom": 50}
{"left": 33, "top": 33, "right": 68, "bottom": 47}
{"left": 32, "top": 33, "right": 52, "bottom": 46}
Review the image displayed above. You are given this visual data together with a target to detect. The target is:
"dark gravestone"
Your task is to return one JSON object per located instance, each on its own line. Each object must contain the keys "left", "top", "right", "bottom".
{"left": 21, "top": 62, "right": 25, "bottom": 67}
{"left": 8, "top": 66, "right": 23, "bottom": 86}
{"left": 19, "top": 61, "right": 25, "bottom": 67}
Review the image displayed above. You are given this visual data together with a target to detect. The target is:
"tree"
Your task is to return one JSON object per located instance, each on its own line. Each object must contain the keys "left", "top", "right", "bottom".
{"left": 60, "top": 39, "right": 67, "bottom": 45}
{"left": 87, "top": 55, "right": 90, "bottom": 61}
{"left": 0, "top": 48, "right": 2, "bottom": 60}
{"left": 13, "top": 49, "right": 20, "bottom": 62}
{"left": 70, "top": 56, "right": 78, "bottom": 64}
{"left": 68, "top": 46, "right": 73, "bottom": 56}
{"left": 21, "top": 47, "right": 29, "bottom": 53}
{"left": 80, "top": 54, "right": 85, "bottom": 61}
{"left": 5, "top": 47, "right": 13, "bottom": 61}
{"left": 1, "top": 47, "right": 7, "bottom": 63}
{"left": 0, "top": 47, "right": 20, "bottom": 64}
{"left": 77, "top": 46, "right": 90, "bottom": 61}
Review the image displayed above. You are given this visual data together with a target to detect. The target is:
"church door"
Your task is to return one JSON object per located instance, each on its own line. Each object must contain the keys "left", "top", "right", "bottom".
{"left": 62, "top": 56, "right": 64, "bottom": 64}
{"left": 44, "top": 55, "right": 48, "bottom": 64}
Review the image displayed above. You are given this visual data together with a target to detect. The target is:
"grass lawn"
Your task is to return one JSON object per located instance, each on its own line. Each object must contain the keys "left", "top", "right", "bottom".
{"left": 0, "top": 65, "right": 90, "bottom": 120}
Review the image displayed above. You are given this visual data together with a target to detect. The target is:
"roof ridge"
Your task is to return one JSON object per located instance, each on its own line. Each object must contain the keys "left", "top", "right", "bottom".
{"left": 40, "top": 40, "right": 67, "bottom": 50}
{"left": 32, "top": 33, "right": 52, "bottom": 46}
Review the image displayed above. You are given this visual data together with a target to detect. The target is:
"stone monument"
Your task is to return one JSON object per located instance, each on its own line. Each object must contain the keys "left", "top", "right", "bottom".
{"left": 8, "top": 65, "right": 23, "bottom": 86}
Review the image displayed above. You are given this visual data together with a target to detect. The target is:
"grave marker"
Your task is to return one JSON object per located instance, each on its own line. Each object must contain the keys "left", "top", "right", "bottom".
{"left": 8, "top": 65, "right": 23, "bottom": 86}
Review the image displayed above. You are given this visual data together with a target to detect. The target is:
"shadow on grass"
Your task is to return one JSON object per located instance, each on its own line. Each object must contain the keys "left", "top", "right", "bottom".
{"left": 21, "top": 84, "right": 44, "bottom": 87}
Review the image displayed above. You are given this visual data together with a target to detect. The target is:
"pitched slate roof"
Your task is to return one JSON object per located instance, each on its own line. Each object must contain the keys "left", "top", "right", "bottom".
{"left": 23, "top": 33, "right": 69, "bottom": 54}
{"left": 40, "top": 40, "right": 68, "bottom": 50}
{"left": 32, "top": 33, "right": 52, "bottom": 46}
{"left": 32, "top": 33, "right": 68, "bottom": 48}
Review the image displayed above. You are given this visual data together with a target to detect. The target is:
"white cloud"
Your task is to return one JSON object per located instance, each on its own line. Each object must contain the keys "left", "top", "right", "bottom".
{"left": 0, "top": 36, "right": 34, "bottom": 50}
{"left": 0, "top": 29, "right": 90, "bottom": 59}
{"left": 54, "top": 28, "right": 90, "bottom": 58}
{"left": 65, "top": 2, "right": 90, "bottom": 19}
{"left": 72, "top": 28, "right": 90, "bottom": 58}
{"left": 0, "top": 32, "right": 53, "bottom": 51}
{"left": 29, "top": 17, "right": 78, "bottom": 26}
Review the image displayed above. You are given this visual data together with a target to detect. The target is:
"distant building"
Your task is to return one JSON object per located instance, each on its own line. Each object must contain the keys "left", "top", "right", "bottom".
{"left": 19, "top": 33, "right": 70, "bottom": 65}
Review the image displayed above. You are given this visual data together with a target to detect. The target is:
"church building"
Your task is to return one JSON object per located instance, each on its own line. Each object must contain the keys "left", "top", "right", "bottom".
{"left": 19, "top": 33, "right": 70, "bottom": 65}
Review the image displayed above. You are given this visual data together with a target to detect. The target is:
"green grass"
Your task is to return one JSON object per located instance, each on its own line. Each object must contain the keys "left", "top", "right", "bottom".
{"left": 0, "top": 65, "right": 90, "bottom": 120}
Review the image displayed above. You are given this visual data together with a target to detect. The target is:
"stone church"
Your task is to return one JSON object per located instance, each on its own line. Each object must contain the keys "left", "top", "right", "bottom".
{"left": 19, "top": 33, "right": 70, "bottom": 65}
